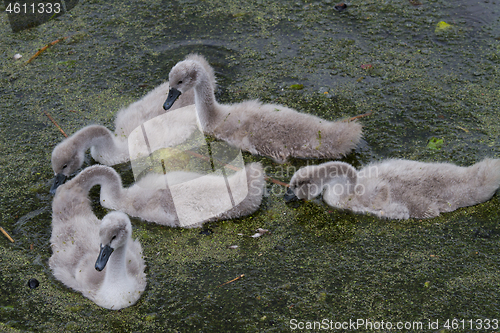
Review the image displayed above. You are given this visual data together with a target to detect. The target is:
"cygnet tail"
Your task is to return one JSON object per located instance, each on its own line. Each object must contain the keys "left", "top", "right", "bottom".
{"left": 313, "top": 121, "right": 363, "bottom": 160}
{"left": 472, "top": 158, "right": 500, "bottom": 202}
{"left": 49, "top": 261, "right": 83, "bottom": 292}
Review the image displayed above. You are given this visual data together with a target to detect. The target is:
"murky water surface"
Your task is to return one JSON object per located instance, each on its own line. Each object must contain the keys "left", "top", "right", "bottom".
{"left": 1, "top": 0, "right": 499, "bottom": 331}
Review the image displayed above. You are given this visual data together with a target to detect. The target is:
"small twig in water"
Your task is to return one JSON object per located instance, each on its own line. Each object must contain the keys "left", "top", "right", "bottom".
{"left": 342, "top": 111, "right": 373, "bottom": 122}
{"left": 218, "top": 274, "right": 245, "bottom": 287}
{"left": 0, "top": 227, "right": 14, "bottom": 243}
{"left": 26, "top": 36, "right": 70, "bottom": 64}
{"left": 43, "top": 110, "right": 68, "bottom": 138}
{"left": 265, "top": 176, "right": 289, "bottom": 187}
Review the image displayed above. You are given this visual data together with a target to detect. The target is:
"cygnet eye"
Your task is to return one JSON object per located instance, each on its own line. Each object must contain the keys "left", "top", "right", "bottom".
{"left": 111, "top": 235, "right": 116, "bottom": 241}
{"left": 62, "top": 164, "right": 67, "bottom": 169}
{"left": 178, "top": 80, "right": 183, "bottom": 85}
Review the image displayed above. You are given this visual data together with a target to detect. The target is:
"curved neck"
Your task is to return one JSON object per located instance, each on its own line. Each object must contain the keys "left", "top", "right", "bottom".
{"left": 73, "top": 166, "right": 123, "bottom": 199}
{"left": 193, "top": 64, "right": 220, "bottom": 133}
{"left": 75, "top": 125, "right": 118, "bottom": 155}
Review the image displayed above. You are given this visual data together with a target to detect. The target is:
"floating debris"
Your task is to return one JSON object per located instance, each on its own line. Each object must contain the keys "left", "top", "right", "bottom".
{"left": 251, "top": 228, "right": 269, "bottom": 238}
{"left": 228, "top": 245, "right": 239, "bottom": 249}
{"left": 27, "top": 278, "right": 39, "bottom": 289}
{"left": 435, "top": 21, "right": 452, "bottom": 33}
{"left": 238, "top": 228, "right": 270, "bottom": 238}
{"left": 0, "top": 227, "right": 14, "bottom": 243}
{"left": 13, "top": 53, "right": 22, "bottom": 60}
{"left": 361, "top": 64, "right": 373, "bottom": 70}
{"left": 26, "top": 35, "right": 70, "bottom": 64}
{"left": 289, "top": 84, "right": 304, "bottom": 90}
{"left": 334, "top": 3, "right": 347, "bottom": 11}
{"left": 43, "top": 110, "right": 68, "bottom": 138}
{"left": 427, "top": 137, "right": 444, "bottom": 150}
{"left": 342, "top": 111, "right": 373, "bottom": 122}
{"left": 218, "top": 274, "right": 245, "bottom": 287}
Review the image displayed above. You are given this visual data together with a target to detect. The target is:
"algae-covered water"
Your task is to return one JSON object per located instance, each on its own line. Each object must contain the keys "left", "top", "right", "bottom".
{"left": 1, "top": 0, "right": 500, "bottom": 331}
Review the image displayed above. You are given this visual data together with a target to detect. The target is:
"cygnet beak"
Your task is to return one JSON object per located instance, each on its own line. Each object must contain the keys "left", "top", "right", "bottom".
{"left": 284, "top": 187, "right": 299, "bottom": 202}
{"left": 49, "top": 173, "right": 66, "bottom": 195}
{"left": 95, "top": 244, "right": 114, "bottom": 271}
{"left": 163, "top": 87, "right": 182, "bottom": 110}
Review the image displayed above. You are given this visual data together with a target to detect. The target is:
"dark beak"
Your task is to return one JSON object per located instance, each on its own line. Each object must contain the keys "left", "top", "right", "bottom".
{"left": 50, "top": 173, "right": 67, "bottom": 195}
{"left": 95, "top": 244, "right": 114, "bottom": 271}
{"left": 284, "top": 187, "right": 299, "bottom": 202}
{"left": 163, "top": 87, "right": 182, "bottom": 110}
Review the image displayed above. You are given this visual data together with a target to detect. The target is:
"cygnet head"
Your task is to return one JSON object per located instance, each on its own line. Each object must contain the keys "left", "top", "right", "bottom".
{"left": 284, "top": 162, "right": 358, "bottom": 202}
{"left": 50, "top": 140, "right": 85, "bottom": 194}
{"left": 285, "top": 165, "right": 328, "bottom": 202}
{"left": 95, "top": 212, "right": 132, "bottom": 272}
{"left": 163, "top": 60, "right": 201, "bottom": 110}
{"left": 163, "top": 54, "right": 216, "bottom": 110}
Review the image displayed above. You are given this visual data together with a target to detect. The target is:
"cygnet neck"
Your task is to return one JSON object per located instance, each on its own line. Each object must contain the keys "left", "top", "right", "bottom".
{"left": 102, "top": 242, "right": 129, "bottom": 285}
{"left": 72, "top": 125, "right": 115, "bottom": 154}
{"left": 192, "top": 64, "right": 220, "bottom": 133}
{"left": 75, "top": 166, "right": 123, "bottom": 200}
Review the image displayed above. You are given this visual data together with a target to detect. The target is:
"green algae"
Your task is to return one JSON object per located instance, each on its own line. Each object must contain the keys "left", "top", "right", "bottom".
{"left": 289, "top": 84, "right": 304, "bottom": 90}
{"left": 427, "top": 137, "right": 444, "bottom": 150}
{"left": 1, "top": 0, "right": 500, "bottom": 331}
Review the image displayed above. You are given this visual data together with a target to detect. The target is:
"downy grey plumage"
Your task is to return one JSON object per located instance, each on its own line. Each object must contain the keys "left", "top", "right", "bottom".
{"left": 163, "top": 56, "right": 362, "bottom": 163}
{"left": 286, "top": 159, "right": 500, "bottom": 219}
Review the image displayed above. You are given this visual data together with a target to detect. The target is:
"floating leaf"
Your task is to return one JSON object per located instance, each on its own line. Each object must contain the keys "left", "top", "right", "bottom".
{"left": 427, "top": 137, "right": 444, "bottom": 150}
{"left": 289, "top": 84, "right": 304, "bottom": 90}
{"left": 361, "top": 64, "right": 373, "bottom": 70}
{"left": 435, "top": 21, "right": 452, "bottom": 33}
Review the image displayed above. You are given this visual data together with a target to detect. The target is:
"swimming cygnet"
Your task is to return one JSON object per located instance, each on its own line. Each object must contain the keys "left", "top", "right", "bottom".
{"left": 285, "top": 159, "right": 500, "bottom": 219}
{"left": 56, "top": 162, "right": 265, "bottom": 228}
{"left": 163, "top": 56, "right": 362, "bottom": 163}
{"left": 50, "top": 54, "right": 215, "bottom": 190}
{"left": 50, "top": 179, "right": 146, "bottom": 310}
